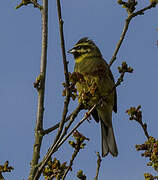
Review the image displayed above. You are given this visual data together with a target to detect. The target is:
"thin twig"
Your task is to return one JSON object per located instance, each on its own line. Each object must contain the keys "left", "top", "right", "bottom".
{"left": 126, "top": 106, "right": 150, "bottom": 139}
{"left": 28, "top": 0, "right": 48, "bottom": 179}
{"left": 56, "top": 105, "right": 96, "bottom": 150}
{"left": 62, "top": 130, "right": 89, "bottom": 180}
{"left": 135, "top": 114, "right": 150, "bottom": 139}
{"left": 109, "top": 17, "right": 130, "bottom": 67}
{"left": 30, "top": 0, "right": 43, "bottom": 10}
{"left": 131, "top": 3, "right": 157, "bottom": 18}
{"left": 109, "top": 2, "right": 157, "bottom": 67}
{"left": 62, "top": 149, "right": 78, "bottom": 180}
{"left": 94, "top": 152, "right": 102, "bottom": 180}
{"left": 62, "top": 131, "right": 86, "bottom": 180}
{"left": 43, "top": 112, "right": 74, "bottom": 135}
{"left": 51, "top": 0, "right": 71, "bottom": 148}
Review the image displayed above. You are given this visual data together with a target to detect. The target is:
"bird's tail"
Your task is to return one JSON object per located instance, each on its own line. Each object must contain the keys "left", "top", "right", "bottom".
{"left": 98, "top": 109, "right": 118, "bottom": 157}
{"left": 100, "top": 116, "right": 118, "bottom": 157}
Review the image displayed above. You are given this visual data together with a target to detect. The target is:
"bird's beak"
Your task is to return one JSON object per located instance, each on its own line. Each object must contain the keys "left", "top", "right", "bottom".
{"left": 67, "top": 48, "right": 75, "bottom": 54}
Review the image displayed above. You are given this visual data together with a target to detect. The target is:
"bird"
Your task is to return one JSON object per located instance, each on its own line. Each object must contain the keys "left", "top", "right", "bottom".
{"left": 68, "top": 37, "right": 118, "bottom": 157}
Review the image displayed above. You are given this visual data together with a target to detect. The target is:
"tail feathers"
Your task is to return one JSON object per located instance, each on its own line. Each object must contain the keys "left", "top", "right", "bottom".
{"left": 101, "top": 120, "right": 118, "bottom": 157}
{"left": 101, "top": 120, "right": 109, "bottom": 156}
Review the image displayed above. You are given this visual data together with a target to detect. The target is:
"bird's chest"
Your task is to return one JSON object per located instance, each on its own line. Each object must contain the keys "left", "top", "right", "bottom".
{"left": 74, "top": 60, "right": 114, "bottom": 107}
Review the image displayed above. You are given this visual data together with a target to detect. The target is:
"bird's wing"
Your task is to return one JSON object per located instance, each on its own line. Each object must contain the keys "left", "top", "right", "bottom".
{"left": 102, "top": 59, "right": 117, "bottom": 113}
{"left": 108, "top": 69, "right": 117, "bottom": 113}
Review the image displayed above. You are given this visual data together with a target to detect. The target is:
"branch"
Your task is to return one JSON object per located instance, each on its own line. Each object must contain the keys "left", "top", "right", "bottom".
{"left": 109, "top": 17, "right": 130, "bottom": 67}
{"left": 51, "top": 0, "right": 71, "bottom": 149}
{"left": 56, "top": 105, "right": 96, "bottom": 150}
{"left": 94, "top": 152, "right": 102, "bottom": 180}
{"left": 62, "top": 131, "right": 89, "bottom": 180}
{"left": 43, "top": 108, "right": 79, "bottom": 135}
{"left": 62, "top": 149, "right": 78, "bottom": 180}
{"left": 32, "top": 104, "right": 83, "bottom": 180}
{"left": 28, "top": 0, "right": 48, "bottom": 179}
{"left": 126, "top": 105, "right": 150, "bottom": 139}
{"left": 42, "top": 114, "right": 71, "bottom": 135}
{"left": 109, "top": 2, "right": 157, "bottom": 67}
{"left": 131, "top": 2, "right": 157, "bottom": 17}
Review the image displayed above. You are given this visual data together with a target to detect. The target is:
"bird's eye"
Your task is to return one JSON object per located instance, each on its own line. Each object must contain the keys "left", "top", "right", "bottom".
{"left": 76, "top": 46, "right": 82, "bottom": 50}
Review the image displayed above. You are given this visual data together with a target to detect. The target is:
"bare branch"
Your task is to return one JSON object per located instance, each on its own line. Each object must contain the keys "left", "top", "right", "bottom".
{"left": 55, "top": 105, "right": 96, "bottom": 150}
{"left": 62, "top": 131, "right": 89, "bottom": 180}
{"left": 43, "top": 114, "right": 71, "bottom": 135}
{"left": 109, "top": 2, "right": 157, "bottom": 67}
{"left": 43, "top": 107, "right": 80, "bottom": 135}
{"left": 51, "top": 0, "right": 71, "bottom": 148}
{"left": 109, "top": 17, "right": 130, "bottom": 67}
{"left": 28, "top": 0, "right": 48, "bottom": 179}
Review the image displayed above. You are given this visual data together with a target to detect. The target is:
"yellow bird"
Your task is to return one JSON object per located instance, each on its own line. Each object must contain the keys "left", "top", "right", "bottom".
{"left": 68, "top": 37, "right": 118, "bottom": 157}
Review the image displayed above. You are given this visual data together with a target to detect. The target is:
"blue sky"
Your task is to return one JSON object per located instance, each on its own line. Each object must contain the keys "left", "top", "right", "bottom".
{"left": 1, "top": 0, "right": 158, "bottom": 179}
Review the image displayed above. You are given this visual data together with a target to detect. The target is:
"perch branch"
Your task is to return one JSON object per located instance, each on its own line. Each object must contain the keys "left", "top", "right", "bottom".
{"left": 43, "top": 107, "right": 80, "bottom": 135}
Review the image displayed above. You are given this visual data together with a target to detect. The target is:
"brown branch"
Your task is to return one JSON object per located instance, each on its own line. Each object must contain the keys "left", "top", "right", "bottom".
{"left": 109, "top": 2, "right": 157, "bottom": 67}
{"left": 62, "top": 149, "right": 78, "bottom": 180}
{"left": 28, "top": 0, "right": 48, "bottom": 179}
{"left": 51, "top": 0, "right": 71, "bottom": 149}
{"left": 32, "top": 104, "right": 82, "bottom": 180}
{"left": 109, "top": 17, "right": 130, "bottom": 67}
{"left": 131, "top": 3, "right": 157, "bottom": 18}
{"left": 137, "top": 119, "right": 149, "bottom": 139}
{"left": 62, "top": 130, "right": 89, "bottom": 180}
{"left": 94, "top": 152, "right": 102, "bottom": 180}
{"left": 43, "top": 111, "right": 74, "bottom": 135}
{"left": 56, "top": 105, "right": 96, "bottom": 150}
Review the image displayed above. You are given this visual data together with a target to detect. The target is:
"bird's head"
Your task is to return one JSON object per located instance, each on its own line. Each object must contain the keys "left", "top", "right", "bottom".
{"left": 68, "top": 37, "right": 102, "bottom": 60}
